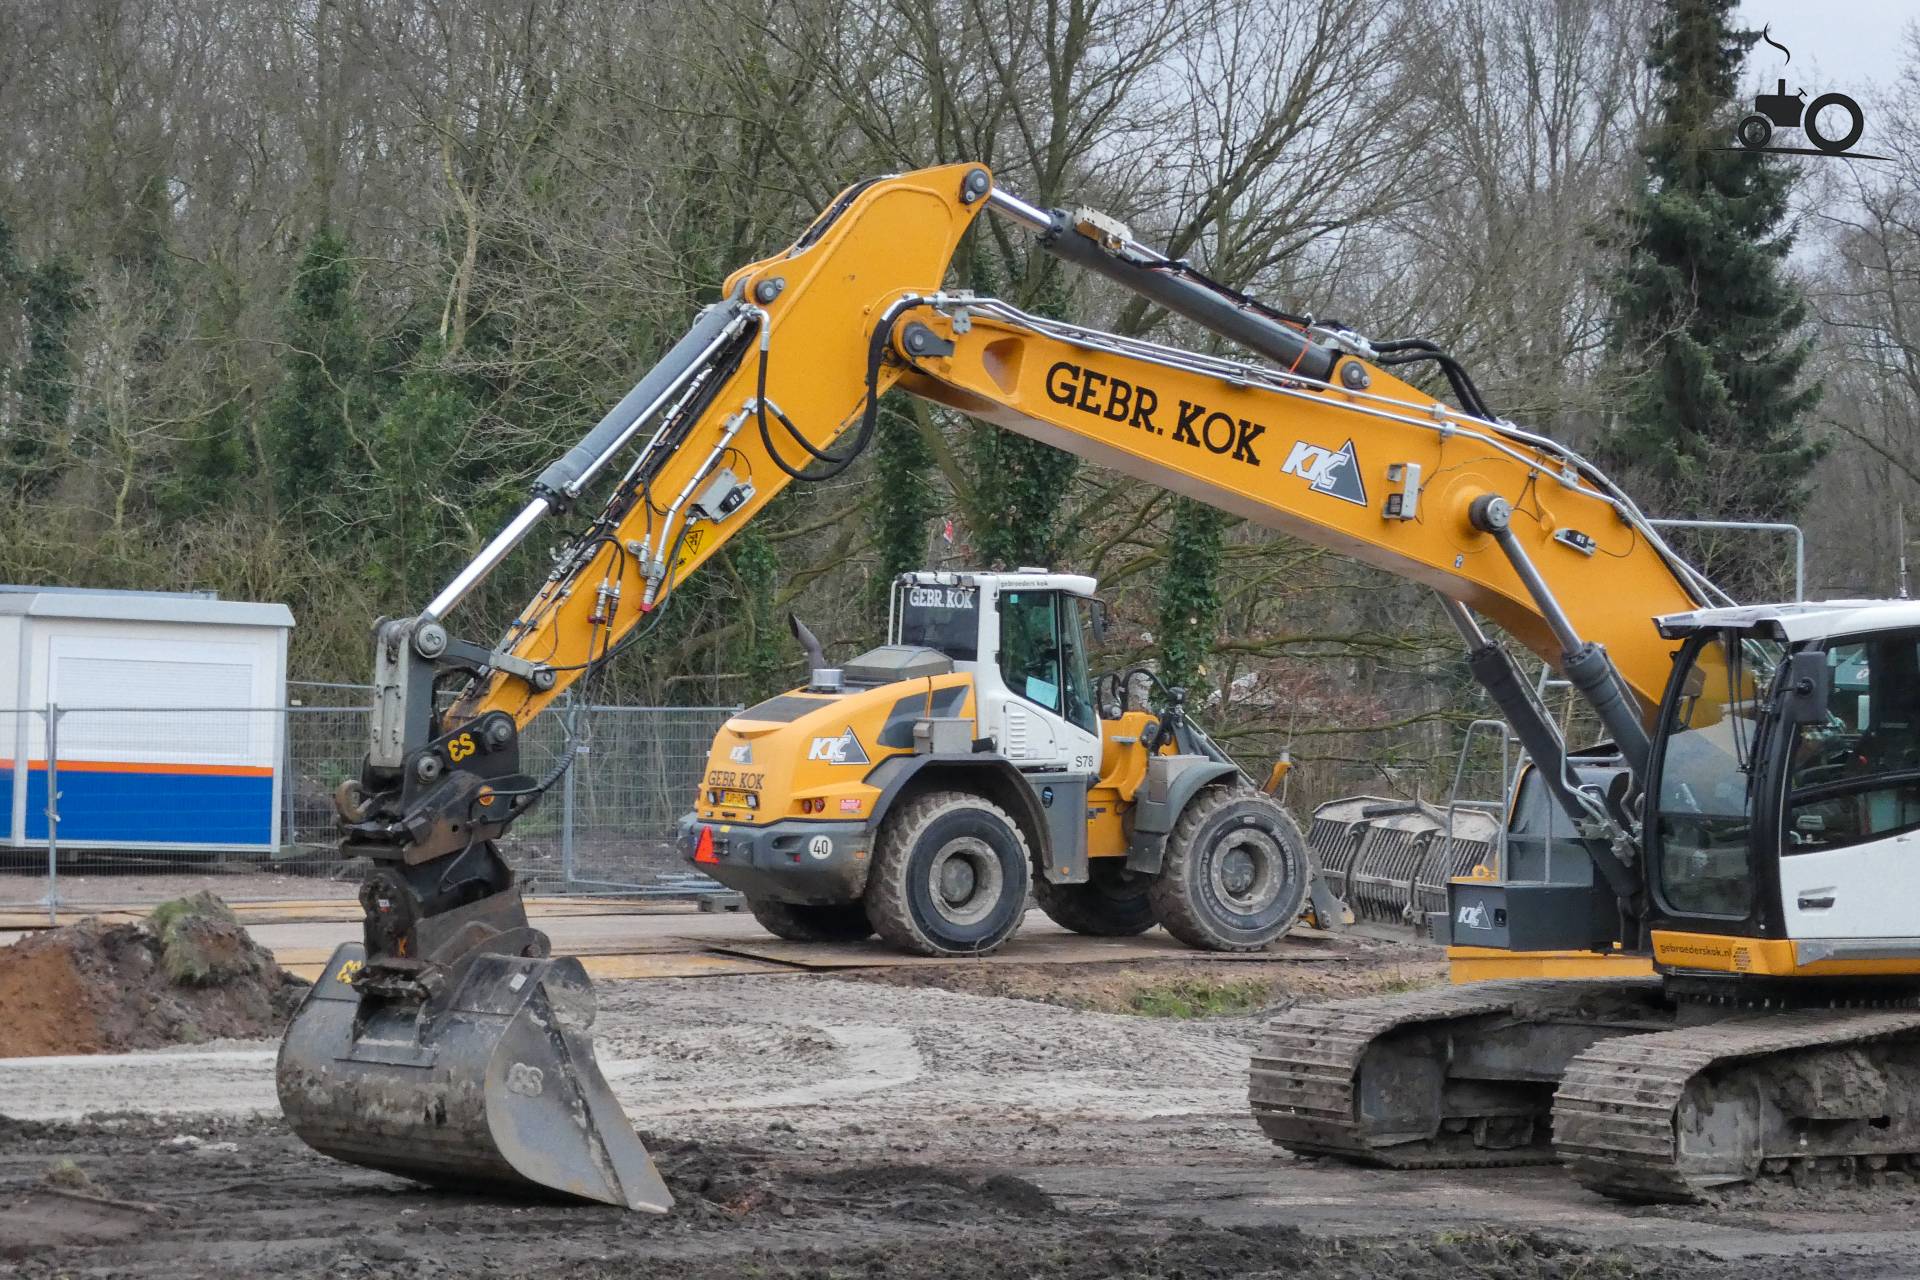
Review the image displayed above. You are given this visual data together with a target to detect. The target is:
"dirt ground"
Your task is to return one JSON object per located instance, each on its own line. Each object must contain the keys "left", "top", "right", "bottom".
{"left": 837, "top": 933, "right": 1445, "bottom": 1015}
{"left": 4, "top": 942, "right": 1918, "bottom": 1278}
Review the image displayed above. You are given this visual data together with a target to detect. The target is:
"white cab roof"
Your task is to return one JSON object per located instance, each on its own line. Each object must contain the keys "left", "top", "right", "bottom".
{"left": 0, "top": 586, "right": 294, "bottom": 629}
{"left": 1657, "top": 599, "right": 1920, "bottom": 642}
{"left": 900, "top": 570, "right": 1099, "bottom": 597}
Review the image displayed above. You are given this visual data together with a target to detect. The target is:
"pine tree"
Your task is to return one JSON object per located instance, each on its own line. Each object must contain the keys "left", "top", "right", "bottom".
{"left": 1597, "top": 0, "right": 1823, "bottom": 599}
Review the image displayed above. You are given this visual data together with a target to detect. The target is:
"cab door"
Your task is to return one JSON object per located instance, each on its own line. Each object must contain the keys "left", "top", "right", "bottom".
{"left": 980, "top": 588, "right": 1104, "bottom": 876}
{"left": 980, "top": 590, "right": 1099, "bottom": 767}
{"left": 1775, "top": 630, "right": 1920, "bottom": 942}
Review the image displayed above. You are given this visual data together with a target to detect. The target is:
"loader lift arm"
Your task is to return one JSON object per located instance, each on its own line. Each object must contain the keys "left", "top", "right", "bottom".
{"left": 285, "top": 162, "right": 1719, "bottom": 1209}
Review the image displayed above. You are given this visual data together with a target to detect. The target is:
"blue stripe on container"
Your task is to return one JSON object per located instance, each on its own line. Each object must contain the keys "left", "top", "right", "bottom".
{"left": 24, "top": 767, "right": 274, "bottom": 847}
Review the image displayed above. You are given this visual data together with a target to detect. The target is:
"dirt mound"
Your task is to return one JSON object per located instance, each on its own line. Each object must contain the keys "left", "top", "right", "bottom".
{"left": 0, "top": 892, "right": 306, "bottom": 1057}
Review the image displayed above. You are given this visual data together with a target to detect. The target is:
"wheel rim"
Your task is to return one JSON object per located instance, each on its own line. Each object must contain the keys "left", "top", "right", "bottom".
{"left": 1208, "top": 827, "right": 1286, "bottom": 916}
{"left": 925, "top": 836, "right": 1004, "bottom": 927}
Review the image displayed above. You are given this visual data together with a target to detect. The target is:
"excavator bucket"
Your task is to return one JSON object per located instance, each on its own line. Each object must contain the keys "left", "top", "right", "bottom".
{"left": 276, "top": 942, "right": 673, "bottom": 1212}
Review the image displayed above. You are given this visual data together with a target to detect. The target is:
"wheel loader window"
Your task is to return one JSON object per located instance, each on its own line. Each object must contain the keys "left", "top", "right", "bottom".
{"left": 998, "top": 591, "right": 1064, "bottom": 715}
{"left": 1057, "top": 596, "right": 1099, "bottom": 735}
{"left": 1784, "top": 631, "right": 1920, "bottom": 853}
{"left": 897, "top": 584, "right": 980, "bottom": 660}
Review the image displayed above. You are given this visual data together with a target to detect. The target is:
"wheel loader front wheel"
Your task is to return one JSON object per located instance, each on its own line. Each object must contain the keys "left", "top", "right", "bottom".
{"left": 1149, "top": 787, "right": 1308, "bottom": 952}
{"left": 865, "top": 791, "right": 1032, "bottom": 956}
{"left": 745, "top": 897, "right": 875, "bottom": 943}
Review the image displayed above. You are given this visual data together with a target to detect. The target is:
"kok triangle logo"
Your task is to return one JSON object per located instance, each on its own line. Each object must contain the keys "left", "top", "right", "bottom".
{"left": 808, "top": 725, "right": 872, "bottom": 766}
{"left": 1280, "top": 438, "right": 1368, "bottom": 507}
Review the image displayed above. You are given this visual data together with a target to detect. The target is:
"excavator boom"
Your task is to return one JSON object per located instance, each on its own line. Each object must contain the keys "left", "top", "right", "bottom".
{"left": 279, "top": 163, "right": 1718, "bottom": 1208}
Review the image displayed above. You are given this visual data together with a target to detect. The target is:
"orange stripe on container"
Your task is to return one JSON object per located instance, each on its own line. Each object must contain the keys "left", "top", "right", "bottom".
{"left": 20, "top": 759, "right": 273, "bottom": 778}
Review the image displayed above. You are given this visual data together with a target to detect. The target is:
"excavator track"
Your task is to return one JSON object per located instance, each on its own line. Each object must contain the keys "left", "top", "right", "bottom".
{"left": 1250, "top": 979, "right": 1662, "bottom": 1167}
{"left": 1556, "top": 1006, "right": 1920, "bottom": 1202}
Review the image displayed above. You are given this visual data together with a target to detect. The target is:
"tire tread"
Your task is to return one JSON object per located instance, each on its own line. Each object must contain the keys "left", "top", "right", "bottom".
{"left": 865, "top": 790, "right": 1031, "bottom": 956}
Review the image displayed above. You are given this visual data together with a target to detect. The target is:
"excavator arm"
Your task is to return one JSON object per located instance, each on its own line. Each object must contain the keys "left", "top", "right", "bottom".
{"left": 282, "top": 162, "right": 1720, "bottom": 1211}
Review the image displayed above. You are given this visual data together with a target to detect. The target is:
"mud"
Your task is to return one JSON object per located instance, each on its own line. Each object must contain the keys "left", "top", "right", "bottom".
{"left": 5, "top": 965, "right": 1918, "bottom": 1277}
{"left": 0, "top": 1114, "right": 1868, "bottom": 1280}
{"left": 0, "top": 895, "right": 305, "bottom": 1057}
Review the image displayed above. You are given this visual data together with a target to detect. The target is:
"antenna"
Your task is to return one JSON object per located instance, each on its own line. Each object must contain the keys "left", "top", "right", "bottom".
{"left": 1900, "top": 506, "right": 1911, "bottom": 599}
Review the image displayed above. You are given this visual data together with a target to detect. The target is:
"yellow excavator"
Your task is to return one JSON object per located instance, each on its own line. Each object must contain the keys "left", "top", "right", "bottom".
{"left": 278, "top": 162, "right": 1920, "bottom": 1211}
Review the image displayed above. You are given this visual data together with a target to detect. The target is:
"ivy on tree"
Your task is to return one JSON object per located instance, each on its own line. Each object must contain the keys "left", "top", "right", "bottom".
{"left": 868, "top": 395, "right": 935, "bottom": 615}
{"left": 1156, "top": 497, "right": 1228, "bottom": 698}
{"left": 965, "top": 238, "right": 1078, "bottom": 569}
{"left": 263, "top": 228, "right": 379, "bottom": 532}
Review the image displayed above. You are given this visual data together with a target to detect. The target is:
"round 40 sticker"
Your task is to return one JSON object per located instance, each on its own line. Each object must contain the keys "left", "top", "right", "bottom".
{"left": 806, "top": 835, "right": 833, "bottom": 860}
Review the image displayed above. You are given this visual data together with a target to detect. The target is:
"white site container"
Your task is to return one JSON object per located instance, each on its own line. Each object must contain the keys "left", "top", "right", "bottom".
{"left": 0, "top": 587, "right": 295, "bottom": 853}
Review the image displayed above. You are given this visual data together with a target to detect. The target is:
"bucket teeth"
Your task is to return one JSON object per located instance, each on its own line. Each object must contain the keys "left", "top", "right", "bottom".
{"left": 277, "top": 942, "right": 673, "bottom": 1213}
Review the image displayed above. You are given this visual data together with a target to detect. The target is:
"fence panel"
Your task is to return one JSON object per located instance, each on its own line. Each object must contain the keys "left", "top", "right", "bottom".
{"left": 0, "top": 701, "right": 739, "bottom": 917}
{"left": 0, "top": 710, "right": 47, "bottom": 915}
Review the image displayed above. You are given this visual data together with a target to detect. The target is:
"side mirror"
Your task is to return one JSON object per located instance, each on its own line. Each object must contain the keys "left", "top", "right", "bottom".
{"left": 1089, "top": 598, "right": 1110, "bottom": 644}
{"left": 1779, "top": 650, "right": 1831, "bottom": 724}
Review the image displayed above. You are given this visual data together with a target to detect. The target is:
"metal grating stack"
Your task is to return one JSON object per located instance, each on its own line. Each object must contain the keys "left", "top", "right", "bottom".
{"left": 1309, "top": 797, "right": 1501, "bottom": 929}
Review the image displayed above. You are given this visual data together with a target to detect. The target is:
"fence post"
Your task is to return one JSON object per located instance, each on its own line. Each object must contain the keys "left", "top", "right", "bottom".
{"left": 561, "top": 693, "right": 580, "bottom": 891}
{"left": 42, "top": 703, "right": 60, "bottom": 925}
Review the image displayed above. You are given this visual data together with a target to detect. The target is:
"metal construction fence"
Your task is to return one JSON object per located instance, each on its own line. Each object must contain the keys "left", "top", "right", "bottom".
{"left": 0, "top": 700, "right": 738, "bottom": 917}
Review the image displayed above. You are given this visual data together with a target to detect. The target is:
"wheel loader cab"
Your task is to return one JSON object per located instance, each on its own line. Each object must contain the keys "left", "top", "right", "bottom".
{"left": 893, "top": 570, "right": 1105, "bottom": 783}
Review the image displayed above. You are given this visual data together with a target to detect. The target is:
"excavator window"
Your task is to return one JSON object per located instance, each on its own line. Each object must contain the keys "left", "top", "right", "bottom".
{"left": 1785, "top": 631, "right": 1920, "bottom": 852}
{"left": 1653, "top": 632, "right": 1771, "bottom": 918}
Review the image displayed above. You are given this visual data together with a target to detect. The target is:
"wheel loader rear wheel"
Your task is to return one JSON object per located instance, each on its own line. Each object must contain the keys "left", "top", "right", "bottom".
{"left": 1033, "top": 858, "right": 1156, "bottom": 936}
{"left": 865, "top": 790, "right": 1031, "bottom": 956}
{"left": 1149, "top": 787, "right": 1308, "bottom": 952}
{"left": 745, "top": 896, "right": 875, "bottom": 942}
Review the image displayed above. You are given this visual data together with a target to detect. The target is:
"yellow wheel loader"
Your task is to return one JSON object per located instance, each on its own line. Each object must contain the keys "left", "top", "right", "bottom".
{"left": 680, "top": 569, "right": 1332, "bottom": 956}
{"left": 280, "top": 162, "right": 1920, "bottom": 1212}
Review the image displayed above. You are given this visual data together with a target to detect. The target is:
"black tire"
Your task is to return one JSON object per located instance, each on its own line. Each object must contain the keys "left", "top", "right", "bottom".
{"left": 865, "top": 791, "right": 1032, "bottom": 956}
{"left": 1736, "top": 113, "right": 1773, "bottom": 151}
{"left": 1805, "top": 93, "right": 1864, "bottom": 154}
{"left": 1148, "top": 787, "right": 1309, "bottom": 952}
{"left": 1032, "top": 859, "right": 1157, "bottom": 936}
{"left": 745, "top": 897, "right": 875, "bottom": 943}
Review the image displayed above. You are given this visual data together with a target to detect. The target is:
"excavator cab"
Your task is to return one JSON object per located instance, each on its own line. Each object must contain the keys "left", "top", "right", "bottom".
{"left": 1643, "top": 605, "right": 1920, "bottom": 973}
